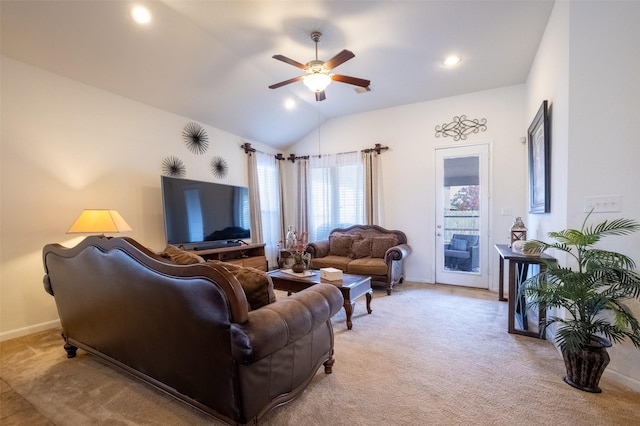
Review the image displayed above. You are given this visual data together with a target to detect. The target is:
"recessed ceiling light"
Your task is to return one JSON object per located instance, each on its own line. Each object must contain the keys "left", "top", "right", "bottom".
{"left": 131, "top": 6, "right": 152, "bottom": 24}
{"left": 443, "top": 55, "right": 461, "bottom": 67}
{"left": 284, "top": 99, "right": 296, "bottom": 110}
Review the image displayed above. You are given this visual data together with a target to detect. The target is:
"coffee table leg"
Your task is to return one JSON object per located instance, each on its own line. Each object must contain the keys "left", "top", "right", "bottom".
{"left": 344, "top": 302, "right": 354, "bottom": 330}
{"left": 366, "top": 290, "right": 372, "bottom": 314}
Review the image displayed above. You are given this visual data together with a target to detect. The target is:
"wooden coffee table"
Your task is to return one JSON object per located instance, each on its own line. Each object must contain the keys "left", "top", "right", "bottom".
{"left": 268, "top": 269, "right": 372, "bottom": 330}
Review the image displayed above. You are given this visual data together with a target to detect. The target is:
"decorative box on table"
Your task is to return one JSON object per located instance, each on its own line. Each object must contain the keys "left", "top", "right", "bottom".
{"left": 320, "top": 267, "right": 343, "bottom": 281}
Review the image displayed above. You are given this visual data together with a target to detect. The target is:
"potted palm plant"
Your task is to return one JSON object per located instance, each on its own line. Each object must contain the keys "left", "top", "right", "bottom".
{"left": 522, "top": 213, "right": 640, "bottom": 393}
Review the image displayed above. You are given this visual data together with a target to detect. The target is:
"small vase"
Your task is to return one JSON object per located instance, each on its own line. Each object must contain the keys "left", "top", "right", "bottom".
{"left": 291, "top": 261, "right": 306, "bottom": 273}
{"left": 291, "top": 252, "right": 309, "bottom": 273}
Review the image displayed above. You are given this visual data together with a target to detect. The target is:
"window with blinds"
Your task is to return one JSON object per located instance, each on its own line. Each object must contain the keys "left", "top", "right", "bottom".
{"left": 309, "top": 153, "right": 364, "bottom": 241}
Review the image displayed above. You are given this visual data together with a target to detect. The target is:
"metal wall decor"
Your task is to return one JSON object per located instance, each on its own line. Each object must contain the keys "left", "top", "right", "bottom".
{"left": 182, "top": 122, "right": 209, "bottom": 154}
{"left": 210, "top": 156, "right": 229, "bottom": 179}
{"left": 435, "top": 115, "right": 487, "bottom": 141}
{"left": 161, "top": 156, "right": 186, "bottom": 177}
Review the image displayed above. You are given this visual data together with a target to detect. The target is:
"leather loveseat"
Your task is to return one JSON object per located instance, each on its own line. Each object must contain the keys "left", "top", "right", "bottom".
{"left": 42, "top": 236, "right": 343, "bottom": 425}
{"left": 306, "top": 225, "right": 411, "bottom": 295}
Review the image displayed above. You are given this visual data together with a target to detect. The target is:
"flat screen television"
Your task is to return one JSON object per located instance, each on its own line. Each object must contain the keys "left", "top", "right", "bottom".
{"left": 161, "top": 176, "right": 251, "bottom": 250}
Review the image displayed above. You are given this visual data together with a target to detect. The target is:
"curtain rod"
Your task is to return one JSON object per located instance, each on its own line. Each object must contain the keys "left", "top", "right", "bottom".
{"left": 240, "top": 142, "right": 389, "bottom": 163}
{"left": 287, "top": 144, "right": 389, "bottom": 163}
{"left": 240, "top": 142, "right": 284, "bottom": 159}
{"left": 361, "top": 143, "right": 389, "bottom": 154}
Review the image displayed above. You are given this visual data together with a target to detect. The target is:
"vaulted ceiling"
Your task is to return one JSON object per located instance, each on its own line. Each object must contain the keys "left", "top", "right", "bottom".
{"left": 1, "top": 1, "right": 554, "bottom": 149}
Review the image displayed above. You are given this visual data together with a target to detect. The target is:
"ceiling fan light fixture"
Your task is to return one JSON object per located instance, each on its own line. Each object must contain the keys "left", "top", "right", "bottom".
{"left": 303, "top": 73, "right": 331, "bottom": 93}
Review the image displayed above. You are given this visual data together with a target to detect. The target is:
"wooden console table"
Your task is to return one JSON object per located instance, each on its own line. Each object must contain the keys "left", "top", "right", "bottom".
{"left": 495, "top": 244, "right": 556, "bottom": 339}
{"left": 193, "top": 243, "right": 267, "bottom": 271}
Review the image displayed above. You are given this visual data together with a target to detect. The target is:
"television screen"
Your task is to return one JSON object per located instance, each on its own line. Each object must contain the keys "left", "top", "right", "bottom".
{"left": 161, "top": 176, "right": 251, "bottom": 249}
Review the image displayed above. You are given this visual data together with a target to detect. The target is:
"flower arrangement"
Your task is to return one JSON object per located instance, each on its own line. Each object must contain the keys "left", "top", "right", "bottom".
{"left": 280, "top": 227, "right": 310, "bottom": 272}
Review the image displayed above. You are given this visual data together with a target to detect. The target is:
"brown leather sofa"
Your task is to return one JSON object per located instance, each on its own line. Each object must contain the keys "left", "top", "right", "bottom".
{"left": 306, "top": 225, "right": 411, "bottom": 295}
{"left": 42, "top": 236, "right": 343, "bottom": 425}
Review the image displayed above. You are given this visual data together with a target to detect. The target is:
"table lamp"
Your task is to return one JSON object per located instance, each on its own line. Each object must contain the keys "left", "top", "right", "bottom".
{"left": 67, "top": 209, "right": 132, "bottom": 235}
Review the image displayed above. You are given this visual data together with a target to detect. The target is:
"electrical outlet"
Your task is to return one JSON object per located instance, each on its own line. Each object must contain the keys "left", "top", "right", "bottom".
{"left": 501, "top": 208, "right": 512, "bottom": 216}
{"left": 584, "top": 195, "right": 622, "bottom": 213}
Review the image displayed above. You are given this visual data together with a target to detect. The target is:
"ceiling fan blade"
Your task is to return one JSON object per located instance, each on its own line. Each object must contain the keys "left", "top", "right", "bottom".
{"left": 272, "top": 54, "right": 307, "bottom": 70}
{"left": 331, "top": 74, "right": 371, "bottom": 88}
{"left": 324, "top": 49, "right": 355, "bottom": 70}
{"left": 268, "top": 76, "right": 303, "bottom": 89}
{"left": 315, "top": 91, "right": 326, "bottom": 102}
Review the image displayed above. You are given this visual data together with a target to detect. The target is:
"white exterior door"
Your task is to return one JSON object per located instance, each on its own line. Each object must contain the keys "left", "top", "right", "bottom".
{"left": 435, "top": 144, "right": 490, "bottom": 288}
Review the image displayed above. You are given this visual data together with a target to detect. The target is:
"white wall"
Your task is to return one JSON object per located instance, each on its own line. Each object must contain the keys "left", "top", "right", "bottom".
{"left": 0, "top": 56, "right": 274, "bottom": 339}
{"left": 526, "top": 1, "right": 640, "bottom": 391}
{"left": 288, "top": 85, "right": 528, "bottom": 286}
{"left": 525, "top": 0, "right": 570, "bottom": 244}
{"left": 568, "top": 1, "right": 640, "bottom": 390}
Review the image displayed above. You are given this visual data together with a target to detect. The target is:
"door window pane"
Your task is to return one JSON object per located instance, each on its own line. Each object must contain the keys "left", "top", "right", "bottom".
{"left": 443, "top": 156, "right": 480, "bottom": 273}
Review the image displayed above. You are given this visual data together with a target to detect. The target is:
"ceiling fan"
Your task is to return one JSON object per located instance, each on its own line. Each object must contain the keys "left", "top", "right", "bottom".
{"left": 268, "top": 31, "right": 371, "bottom": 101}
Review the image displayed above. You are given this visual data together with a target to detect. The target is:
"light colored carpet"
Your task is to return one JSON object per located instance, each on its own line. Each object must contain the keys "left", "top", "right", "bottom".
{"left": 2, "top": 282, "right": 639, "bottom": 425}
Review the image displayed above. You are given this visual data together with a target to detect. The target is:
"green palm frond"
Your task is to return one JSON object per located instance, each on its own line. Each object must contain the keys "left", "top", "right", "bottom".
{"left": 586, "top": 218, "right": 640, "bottom": 237}
{"left": 522, "top": 214, "right": 640, "bottom": 354}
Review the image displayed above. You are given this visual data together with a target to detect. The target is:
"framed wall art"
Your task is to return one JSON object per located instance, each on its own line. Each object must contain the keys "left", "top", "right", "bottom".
{"left": 528, "top": 100, "right": 550, "bottom": 213}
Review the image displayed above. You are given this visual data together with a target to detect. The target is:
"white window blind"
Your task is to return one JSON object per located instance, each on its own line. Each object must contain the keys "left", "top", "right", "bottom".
{"left": 309, "top": 152, "right": 364, "bottom": 241}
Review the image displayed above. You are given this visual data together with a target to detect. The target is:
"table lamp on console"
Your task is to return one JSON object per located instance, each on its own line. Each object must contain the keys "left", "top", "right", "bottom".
{"left": 67, "top": 209, "right": 132, "bottom": 237}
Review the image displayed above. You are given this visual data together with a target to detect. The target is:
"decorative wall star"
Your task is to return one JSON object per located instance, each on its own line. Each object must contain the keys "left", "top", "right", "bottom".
{"left": 210, "top": 156, "right": 229, "bottom": 179}
{"left": 161, "top": 156, "right": 186, "bottom": 177}
{"left": 182, "top": 122, "right": 209, "bottom": 154}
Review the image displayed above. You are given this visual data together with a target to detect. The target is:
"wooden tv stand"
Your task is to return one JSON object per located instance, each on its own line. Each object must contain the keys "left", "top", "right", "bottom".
{"left": 192, "top": 243, "right": 267, "bottom": 271}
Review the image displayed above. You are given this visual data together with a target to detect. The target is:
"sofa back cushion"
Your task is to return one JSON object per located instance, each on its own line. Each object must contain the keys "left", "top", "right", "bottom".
{"left": 351, "top": 238, "right": 372, "bottom": 259}
{"left": 160, "top": 245, "right": 205, "bottom": 264}
{"left": 370, "top": 235, "right": 399, "bottom": 258}
{"left": 329, "top": 233, "right": 358, "bottom": 257}
{"left": 207, "top": 260, "right": 276, "bottom": 311}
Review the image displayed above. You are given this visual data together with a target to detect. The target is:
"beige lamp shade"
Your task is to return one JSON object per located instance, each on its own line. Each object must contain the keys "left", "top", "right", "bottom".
{"left": 66, "top": 209, "right": 132, "bottom": 234}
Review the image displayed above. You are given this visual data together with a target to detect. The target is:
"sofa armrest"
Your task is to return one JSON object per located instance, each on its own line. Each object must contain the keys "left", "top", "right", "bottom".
{"left": 384, "top": 243, "right": 412, "bottom": 263}
{"left": 306, "top": 240, "right": 330, "bottom": 258}
{"left": 230, "top": 283, "right": 343, "bottom": 364}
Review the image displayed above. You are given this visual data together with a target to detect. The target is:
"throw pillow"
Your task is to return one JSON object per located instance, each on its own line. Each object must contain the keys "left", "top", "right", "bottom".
{"left": 329, "top": 234, "right": 356, "bottom": 257}
{"left": 450, "top": 239, "right": 468, "bottom": 251}
{"left": 207, "top": 260, "right": 276, "bottom": 311}
{"left": 370, "top": 235, "right": 399, "bottom": 258}
{"left": 160, "top": 245, "right": 205, "bottom": 265}
{"left": 351, "top": 238, "right": 372, "bottom": 259}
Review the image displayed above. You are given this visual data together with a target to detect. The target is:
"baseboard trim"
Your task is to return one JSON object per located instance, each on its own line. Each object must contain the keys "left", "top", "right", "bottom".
{"left": 604, "top": 368, "right": 640, "bottom": 392}
{"left": 0, "top": 319, "right": 61, "bottom": 342}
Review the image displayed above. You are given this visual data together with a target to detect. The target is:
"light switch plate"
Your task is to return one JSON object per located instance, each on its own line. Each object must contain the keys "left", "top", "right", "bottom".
{"left": 584, "top": 195, "right": 621, "bottom": 213}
